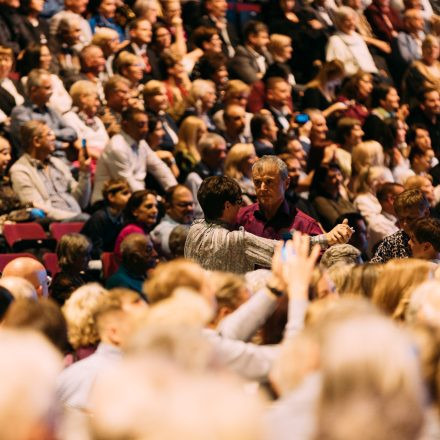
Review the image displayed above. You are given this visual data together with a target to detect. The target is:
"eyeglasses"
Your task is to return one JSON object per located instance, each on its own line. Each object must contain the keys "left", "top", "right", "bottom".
{"left": 175, "top": 201, "right": 195, "bottom": 208}
{"left": 234, "top": 197, "right": 244, "bottom": 206}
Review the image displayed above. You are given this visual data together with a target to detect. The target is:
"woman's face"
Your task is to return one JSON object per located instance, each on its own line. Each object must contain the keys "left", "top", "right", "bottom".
{"left": 0, "top": 54, "right": 13, "bottom": 79}
{"left": 212, "top": 66, "right": 229, "bottom": 88}
{"left": 423, "top": 41, "right": 440, "bottom": 65}
{"left": 155, "top": 26, "right": 172, "bottom": 49}
{"left": 98, "top": 0, "right": 116, "bottom": 18}
{"left": 39, "top": 45, "right": 52, "bottom": 70}
{"left": 125, "top": 59, "right": 144, "bottom": 84}
{"left": 339, "top": 13, "right": 357, "bottom": 34}
{"left": 358, "top": 74, "right": 373, "bottom": 98}
{"left": 80, "top": 92, "right": 99, "bottom": 116}
{"left": 29, "top": 0, "right": 44, "bottom": 13}
{"left": 168, "top": 60, "right": 184, "bottom": 78}
{"left": 347, "top": 124, "right": 364, "bottom": 146}
{"left": 201, "top": 87, "right": 217, "bottom": 109}
{"left": 239, "top": 153, "right": 258, "bottom": 178}
{"left": 0, "top": 140, "right": 11, "bottom": 174}
{"left": 133, "top": 194, "right": 159, "bottom": 226}
{"left": 149, "top": 121, "right": 165, "bottom": 146}
{"left": 206, "top": 33, "right": 222, "bottom": 53}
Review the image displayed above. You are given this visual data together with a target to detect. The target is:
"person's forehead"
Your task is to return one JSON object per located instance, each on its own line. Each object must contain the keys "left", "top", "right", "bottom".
{"left": 173, "top": 186, "right": 193, "bottom": 201}
{"left": 253, "top": 164, "right": 281, "bottom": 177}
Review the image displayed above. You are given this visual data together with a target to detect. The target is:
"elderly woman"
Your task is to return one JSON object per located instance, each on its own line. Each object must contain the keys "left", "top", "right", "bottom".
{"left": 225, "top": 143, "right": 257, "bottom": 205}
{"left": 91, "top": 28, "right": 120, "bottom": 76}
{"left": 0, "top": 46, "right": 24, "bottom": 128}
{"left": 326, "top": 6, "right": 379, "bottom": 77}
{"left": 63, "top": 80, "right": 109, "bottom": 161}
{"left": 114, "top": 51, "right": 145, "bottom": 101}
{"left": 403, "top": 35, "right": 440, "bottom": 106}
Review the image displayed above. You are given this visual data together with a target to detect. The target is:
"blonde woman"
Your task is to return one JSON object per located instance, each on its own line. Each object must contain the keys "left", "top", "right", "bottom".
{"left": 64, "top": 80, "right": 109, "bottom": 160}
{"left": 62, "top": 283, "right": 108, "bottom": 360}
{"left": 180, "top": 79, "right": 217, "bottom": 130}
{"left": 372, "top": 258, "right": 434, "bottom": 319}
{"left": 175, "top": 116, "right": 207, "bottom": 182}
{"left": 224, "top": 143, "right": 257, "bottom": 205}
{"left": 114, "top": 51, "right": 145, "bottom": 100}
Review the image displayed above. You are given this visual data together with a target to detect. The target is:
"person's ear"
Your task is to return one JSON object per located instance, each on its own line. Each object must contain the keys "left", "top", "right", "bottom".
{"left": 283, "top": 176, "right": 290, "bottom": 190}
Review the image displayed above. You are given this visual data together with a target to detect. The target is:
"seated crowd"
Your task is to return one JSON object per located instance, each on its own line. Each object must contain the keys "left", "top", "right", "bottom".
{"left": 2, "top": 0, "right": 440, "bottom": 437}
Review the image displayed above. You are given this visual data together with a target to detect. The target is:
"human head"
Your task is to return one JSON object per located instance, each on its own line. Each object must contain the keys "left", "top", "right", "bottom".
{"left": 128, "top": 18, "right": 152, "bottom": 45}
{"left": 56, "top": 15, "right": 82, "bottom": 46}
{"left": 244, "top": 20, "right": 269, "bottom": 52}
{"left": 268, "top": 34, "right": 292, "bottom": 63}
{"left": 169, "top": 225, "right": 190, "bottom": 257}
{"left": 371, "top": 84, "right": 400, "bottom": 113}
{"left": 0, "top": 136, "right": 11, "bottom": 175}
{"left": 133, "top": 0, "right": 161, "bottom": 23}
{"left": 0, "top": 330, "right": 62, "bottom": 440}
{"left": 20, "top": 120, "right": 55, "bottom": 160}
{"left": 115, "top": 51, "right": 144, "bottom": 85}
{"left": 198, "top": 133, "right": 227, "bottom": 170}
{"left": 124, "top": 190, "right": 158, "bottom": 226}
{"left": 97, "top": 0, "right": 116, "bottom": 18}
{"left": 2, "top": 257, "right": 49, "bottom": 298}
{"left": 394, "top": 189, "right": 430, "bottom": 234}
{"left": 143, "top": 79, "right": 168, "bottom": 113}
{"left": 79, "top": 44, "right": 105, "bottom": 75}
{"left": 0, "top": 46, "right": 13, "bottom": 80}
{"left": 404, "top": 175, "right": 435, "bottom": 206}
{"left": 320, "top": 244, "right": 362, "bottom": 268}
{"left": 278, "top": 153, "right": 301, "bottom": 188}
{"left": 409, "top": 146, "right": 435, "bottom": 175}
{"left": 250, "top": 112, "right": 278, "bottom": 143}
{"left": 376, "top": 182, "right": 404, "bottom": 215}
{"left": 159, "top": 49, "right": 184, "bottom": 80}
{"left": 16, "top": 43, "right": 51, "bottom": 76}
{"left": 91, "top": 27, "right": 120, "bottom": 57}
{"left": 104, "top": 75, "right": 130, "bottom": 112}
{"left": 223, "top": 104, "right": 246, "bottom": 137}
{"left": 162, "top": 0, "right": 181, "bottom": 24}
{"left": 333, "top": 6, "right": 358, "bottom": 34}
{"left": 120, "top": 233, "right": 158, "bottom": 275}
{"left": 175, "top": 116, "right": 207, "bottom": 161}
{"left": 197, "top": 176, "right": 242, "bottom": 222}
{"left": 223, "top": 80, "right": 250, "bottom": 108}
{"left": 265, "top": 77, "right": 291, "bottom": 109}
{"left": 62, "top": 283, "right": 107, "bottom": 349}
{"left": 419, "top": 87, "right": 440, "bottom": 117}
{"left": 336, "top": 117, "right": 364, "bottom": 149}
{"left": 0, "top": 277, "right": 37, "bottom": 300}
{"left": 121, "top": 107, "right": 149, "bottom": 141}
{"left": 197, "top": 52, "right": 228, "bottom": 88}
{"left": 165, "top": 185, "right": 195, "bottom": 225}
{"left": 342, "top": 70, "right": 373, "bottom": 100}
{"left": 403, "top": 8, "right": 424, "bottom": 33}
{"left": 356, "top": 165, "right": 393, "bottom": 195}
{"left": 187, "top": 79, "right": 217, "bottom": 113}
{"left": 27, "top": 68, "right": 53, "bottom": 106}
{"left": 191, "top": 26, "right": 223, "bottom": 53}
{"left": 407, "top": 124, "right": 431, "bottom": 151}
{"left": 351, "top": 140, "right": 385, "bottom": 175}
{"left": 285, "top": 136, "right": 307, "bottom": 168}
{"left": 422, "top": 34, "right": 440, "bottom": 66}
{"left": 204, "top": 0, "right": 228, "bottom": 18}
{"left": 409, "top": 217, "right": 440, "bottom": 260}
{"left": 225, "top": 143, "right": 257, "bottom": 181}
{"left": 310, "top": 163, "right": 343, "bottom": 197}
{"left": 69, "top": 80, "right": 99, "bottom": 116}
{"left": 152, "top": 22, "right": 172, "bottom": 51}
{"left": 306, "top": 108, "right": 328, "bottom": 144}
{"left": 102, "top": 178, "right": 132, "bottom": 211}
{"left": 56, "top": 233, "right": 92, "bottom": 273}
{"left": 313, "top": 60, "right": 345, "bottom": 88}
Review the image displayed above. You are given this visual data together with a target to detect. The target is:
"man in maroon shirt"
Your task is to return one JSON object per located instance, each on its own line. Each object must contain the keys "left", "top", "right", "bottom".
{"left": 237, "top": 156, "right": 352, "bottom": 245}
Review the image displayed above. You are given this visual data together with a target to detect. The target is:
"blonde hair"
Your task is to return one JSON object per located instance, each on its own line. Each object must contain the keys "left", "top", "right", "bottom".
{"left": 355, "top": 165, "right": 394, "bottom": 195}
{"left": 143, "top": 79, "right": 166, "bottom": 100}
{"left": 372, "top": 258, "right": 433, "bottom": 320}
{"left": 351, "top": 141, "right": 385, "bottom": 175}
{"left": 211, "top": 272, "right": 247, "bottom": 311}
{"left": 62, "top": 283, "right": 107, "bottom": 348}
{"left": 91, "top": 27, "right": 119, "bottom": 47}
{"left": 225, "top": 143, "right": 256, "bottom": 180}
{"left": 175, "top": 116, "right": 206, "bottom": 161}
{"left": 143, "top": 259, "right": 207, "bottom": 304}
{"left": 186, "top": 79, "right": 215, "bottom": 114}
{"left": 69, "top": 80, "right": 98, "bottom": 107}
{"left": 115, "top": 51, "right": 142, "bottom": 75}
{"left": 404, "top": 174, "right": 433, "bottom": 190}
{"left": 267, "top": 34, "right": 291, "bottom": 59}
{"left": 223, "top": 80, "right": 250, "bottom": 102}
{"left": 422, "top": 33, "right": 440, "bottom": 50}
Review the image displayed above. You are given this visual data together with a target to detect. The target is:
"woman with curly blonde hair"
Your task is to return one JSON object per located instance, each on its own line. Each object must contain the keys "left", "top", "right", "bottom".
{"left": 62, "top": 283, "right": 108, "bottom": 360}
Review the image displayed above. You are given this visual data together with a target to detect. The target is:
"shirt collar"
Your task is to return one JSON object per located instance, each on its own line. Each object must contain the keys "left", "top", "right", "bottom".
{"left": 254, "top": 199, "right": 293, "bottom": 221}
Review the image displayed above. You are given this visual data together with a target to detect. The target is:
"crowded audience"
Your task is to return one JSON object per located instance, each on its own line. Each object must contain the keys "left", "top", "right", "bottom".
{"left": 2, "top": 0, "right": 440, "bottom": 437}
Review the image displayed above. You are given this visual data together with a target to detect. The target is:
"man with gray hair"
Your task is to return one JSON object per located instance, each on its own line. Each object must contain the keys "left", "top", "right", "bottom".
{"left": 237, "top": 155, "right": 353, "bottom": 247}
{"left": 185, "top": 132, "right": 227, "bottom": 217}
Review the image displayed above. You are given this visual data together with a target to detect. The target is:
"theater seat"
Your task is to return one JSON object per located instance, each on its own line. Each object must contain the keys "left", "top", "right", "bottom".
{"left": 3, "top": 223, "right": 56, "bottom": 252}
{"left": 0, "top": 253, "right": 38, "bottom": 273}
{"left": 101, "top": 252, "right": 119, "bottom": 280}
{"left": 49, "top": 222, "right": 85, "bottom": 242}
{"left": 42, "top": 253, "right": 61, "bottom": 277}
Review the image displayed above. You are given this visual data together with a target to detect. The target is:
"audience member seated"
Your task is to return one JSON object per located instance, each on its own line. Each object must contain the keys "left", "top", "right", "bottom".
{"left": 397, "top": 9, "right": 425, "bottom": 64}
{"left": 10, "top": 68, "right": 78, "bottom": 157}
{"left": 2, "top": 256, "right": 48, "bottom": 297}
{"left": 92, "top": 108, "right": 177, "bottom": 205}
{"left": 371, "top": 188, "right": 430, "bottom": 262}
{"left": 364, "top": 0, "right": 404, "bottom": 43}
{"left": 251, "top": 112, "right": 279, "bottom": 157}
{"left": 82, "top": 178, "right": 131, "bottom": 258}
{"left": 113, "top": 189, "right": 158, "bottom": 259}
{"left": 88, "top": 0, "right": 125, "bottom": 42}
{"left": 150, "top": 185, "right": 195, "bottom": 257}
{"left": 106, "top": 233, "right": 158, "bottom": 295}
{"left": 10, "top": 120, "right": 91, "bottom": 222}
{"left": 228, "top": 21, "right": 272, "bottom": 85}
{"left": 220, "top": 104, "right": 251, "bottom": 149}
{"left": 408, "top": 217, "right": 440, "bottom": 262}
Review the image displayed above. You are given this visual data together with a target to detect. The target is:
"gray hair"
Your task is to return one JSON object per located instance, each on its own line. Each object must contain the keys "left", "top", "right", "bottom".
{"left": 27, "top": 68, "right": 50, "bottom": 95}
{"left": 197, "top": 133, "right": 225, "bottom": 155}
{"left": 252, "top": 155, "right": 289, "bottom": 180}
{"left": 333, "top": 6, "right": 357, "bottom": 30}
{"left": 405, "top": 280, "right": 440, "bottom": 325}
{"left": 320, "top": 244, "right": 362, "bottom": 268}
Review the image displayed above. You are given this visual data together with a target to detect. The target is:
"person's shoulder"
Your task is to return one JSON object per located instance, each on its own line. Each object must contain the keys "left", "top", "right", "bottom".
{"left": 294, "top": 207, "right": 319, "bottom": 224}
{"left": 237, "top": 203, "right": 258, "bottom": 223}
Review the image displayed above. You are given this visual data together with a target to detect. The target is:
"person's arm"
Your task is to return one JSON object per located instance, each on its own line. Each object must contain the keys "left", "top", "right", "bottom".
{"left": 144, "top": 143, "right": 178, "bottom": 191}
{"left": 228, "top": 51, "right": 259, "bottom": 85}
{"left": 243, "top": 229, "right": 278, "bottom": 269}
{"left": 67, "top": 149, "right": 91, "bottom": 209}
{"left": 52, "top": 109, "right": 78, "bottom": 143}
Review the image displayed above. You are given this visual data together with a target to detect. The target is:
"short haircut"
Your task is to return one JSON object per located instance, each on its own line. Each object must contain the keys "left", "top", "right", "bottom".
{"left": 371, "top": 84, "right": 396, "bottom": 108}
{"left": 394, "top": 189, "right": 429, "bottom": 216}
{"left": 418, "top": 86, "right": 439, "bottom": 105}
{"left": 164, "top": 184, "right": 188, "bottom": 205}
{"left": 191, "top": 26, "right": 219, "bottom": 49}
{"left": 336, "top": 117, "right": 361, "bottom": 144}
{"left": 376, "top": 182, "right": 404, "bottom": 203}
{"left": 20, "top": 120, "right": 47, "bottom": 151}
{"left": 197, "top": 52, "right": 227, "bottom": 80}
{"left": 114, "top": 51, "right": 141, "bottom": 74}
{"left": 266, "top": 76, "right": 288, "bottom": 92}
{"left": 197, "top": 132, "right": 225, "bottom": 156}
{"left": 197, "top": 176, "right": 242, "bottom": 220}
{"left": 409, "top": 146, "right": 428, "bottom": 163}
{"left": 252, "top": 155, "right": 289, "bottom": 180}
{"left": 407, "top": 123, "right": 429, "bottom": 145}
{"left": 27, "top": 68, "right": 50, "bottom": 95}
{"left": 244, "top": 20, "right": 268, "bottom": 41}
{"left": 121, "top": 107, "right": 146, "bottom": 124}
{"left": 250, "top": 113, "right": 273, "bottom": 139}
{"left": 104, "top": 75, "right": 130, "bottom": 99}
{"left": 102, "top": 178, "right": 131, "bottom": 202}
{"left": 56, "top": 233, "right": 92, "bottom": 270}
{"left": 412, "top": 217, "right": 440, "bottom": 251}
{"left": 128, "top": 17, "right": 150, "bottom": 32}
{"left": 120, "top": 233, "right": 150, "bottom": 267}
{"left": 69, "top": 80, "right": 97, "bottom": 107}
{"left": 124, "top": 189, "right": 157, "bottom": 223}
{"left": 143, "top": 79, "right": 165, "bottom": 101}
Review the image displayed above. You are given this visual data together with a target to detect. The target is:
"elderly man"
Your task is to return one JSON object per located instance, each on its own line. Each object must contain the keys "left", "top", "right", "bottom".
{"left": 92, "top": 107, "right": 177, "bottom": 205}
{"left": 10, "top": 121, "right": 91, "bottom": 222}
{"left": 237, "top": 156, "right": 352, "bottom": 247}
{"left": 2, "top": 257, "right": 49, "bottom": 297}
{"left": 150, "top": 185, "right": 194, "bottom": 257}
{"left": 10, "top": 69, "right": 77, "bottom": 156}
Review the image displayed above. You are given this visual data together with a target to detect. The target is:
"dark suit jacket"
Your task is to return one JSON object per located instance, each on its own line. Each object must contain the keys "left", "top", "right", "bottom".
{"left": 113, "top": 42, "right": 161, "bottom": 82}
{"left": 228, "top": 45, "right": 273, "bottom": 84}
{"left": 198, "top": 15, "right": 239, "bottom": 58}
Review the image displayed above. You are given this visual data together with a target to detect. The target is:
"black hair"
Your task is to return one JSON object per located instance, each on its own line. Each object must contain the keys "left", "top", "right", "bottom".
{"left": 412, "top": 217, "right": 440, "bottom": 252}
{"left": 123, "top": 189, "right": 157, "bottom": 224}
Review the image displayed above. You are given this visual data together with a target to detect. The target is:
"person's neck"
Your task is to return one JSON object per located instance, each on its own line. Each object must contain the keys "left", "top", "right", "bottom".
{"left": 259, "top": 198, "right": 283, "bottom": 220}
{"left": 108, "top": 205, "right": 122, "bottom": 216}
{"left": 32, "top": 150, "right": 49, "bottom": 163}
{"left": 246, "top": 43, "right": 261, "bottom": 54}
{"left": 258, "top": 137, "right": 272, "bottom": 146}
{"left": 31, "top": 99, "right": 46, "bottom": 109}
{"left": 424, "top": 110, "right": 437, "bottom": 124}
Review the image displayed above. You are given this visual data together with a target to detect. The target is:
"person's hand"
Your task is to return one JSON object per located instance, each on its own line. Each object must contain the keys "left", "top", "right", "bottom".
{"left": 78, "top": 147, "right": 91, "bottom": 173}
{"left": 272, "top": 232, "right": 320, "bottom": 299}
{"left": 397, "top": 104, "right": 409, "bottom": 121}
{"left": 322, "top": 143, "right": 338, "bottom": 164}
{"left": 155, "top": 150, "right": 176, "bottom": 166}
{"left": 171, "top": 16, "right": 183, "bottom": 27}
{"left": 297, "top": 120, "right": 312, "bottom": 138}
{"left": 392, "top": 147, "right": 405, "bottom": 167}
{"left": 308, "top": 19, "right": 323, "bottom": 29}
{"left": 325, "top": 219, "right": 353, "bottom": 246}
{"left": 327, "top": 101, "right": 348, "bottom": 114}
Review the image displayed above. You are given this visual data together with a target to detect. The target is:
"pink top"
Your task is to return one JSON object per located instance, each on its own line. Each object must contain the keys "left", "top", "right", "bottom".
{"left": 113, "top": 223, "right": 147, "bottom": 260}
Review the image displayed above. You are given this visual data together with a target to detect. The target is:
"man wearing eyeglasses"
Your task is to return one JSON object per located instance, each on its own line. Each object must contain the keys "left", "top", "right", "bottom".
{"left": 92, "top": 107, "right": 177, "bottom": 205}
{"left": 151, "top": 185, "right": 195, "bottom": 258}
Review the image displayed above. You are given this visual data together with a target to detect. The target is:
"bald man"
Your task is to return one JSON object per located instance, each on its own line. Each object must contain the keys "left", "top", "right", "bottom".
{"left": 2, "top": 257, "right": 48, "bottom": 298}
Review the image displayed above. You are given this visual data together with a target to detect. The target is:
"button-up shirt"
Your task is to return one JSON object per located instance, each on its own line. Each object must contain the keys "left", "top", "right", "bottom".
{"left": 237, "top": 200, "right": 327, "bottom": 247}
